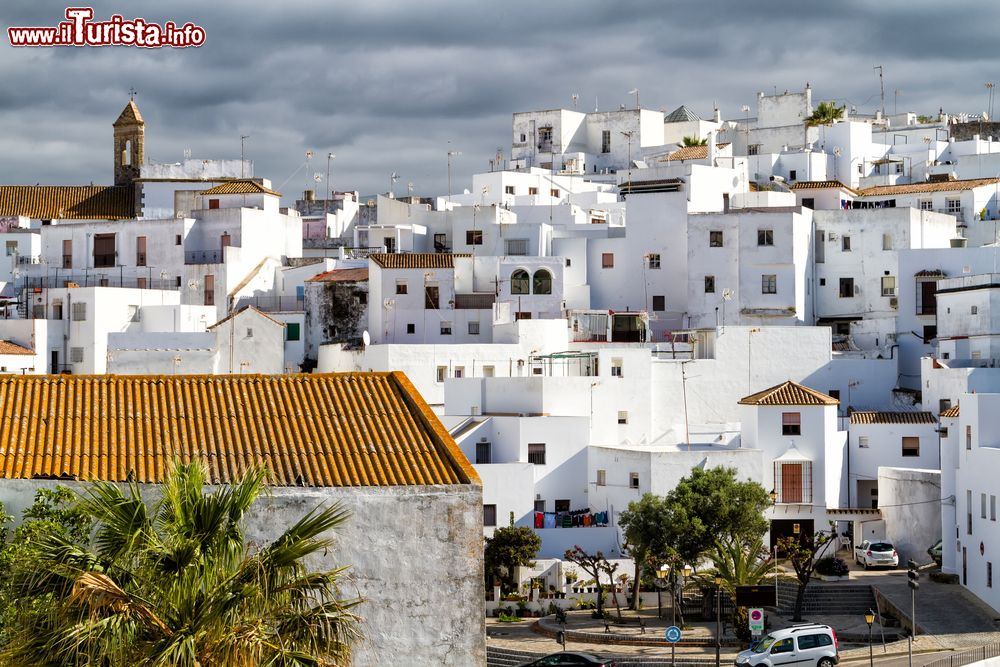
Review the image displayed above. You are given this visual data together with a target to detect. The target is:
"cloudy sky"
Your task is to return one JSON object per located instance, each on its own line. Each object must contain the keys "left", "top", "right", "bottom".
{"left": 1, "top": 1, "right": 998, "bottom": 202}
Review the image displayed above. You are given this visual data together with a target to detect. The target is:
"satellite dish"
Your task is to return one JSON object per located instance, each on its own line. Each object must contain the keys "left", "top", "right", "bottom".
{"left": 362, "top": 330, "right": 371, "bottom": 346}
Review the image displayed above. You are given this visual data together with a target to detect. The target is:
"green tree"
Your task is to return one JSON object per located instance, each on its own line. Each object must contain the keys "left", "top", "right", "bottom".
{"left": 805, "top": 101, "right": 845, "bottom": 127}
{"left": 484, "top": 516, "right": 541, "bottom": 595}
{"left": 664, "top": 466, "right": 771, "bottom": 565}
{"left": 1, "top": 462, "right": 362, "bottom": 666}
{"left": 778, "top": 524, "right": 837, "bottom": 621}
{"left": 681, "top": 135, "right": 708, "bottom": 146}
{"left": 619, "top": 493, "right": 671, "bottom": 610}
{"left": 564, "top": 546, "right": 619, "bottom": 620}
{"left": 704, "top": 537, "right": 775, "bottom": 641}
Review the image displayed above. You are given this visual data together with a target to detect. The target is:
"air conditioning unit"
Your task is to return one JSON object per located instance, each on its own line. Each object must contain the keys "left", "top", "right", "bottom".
{"left": 889, "top": 297, "right": 898, "bottom": 308}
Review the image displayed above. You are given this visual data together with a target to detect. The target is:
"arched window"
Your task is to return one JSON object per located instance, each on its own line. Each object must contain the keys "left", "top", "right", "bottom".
{"left": 532, "top": 269, "right": 552, "bottom": 295}
{"left": 123, "top": 140, "right": 132, "bottom": 166}
{"left": 511, "top": 269, "right": 529, "bottom": 295}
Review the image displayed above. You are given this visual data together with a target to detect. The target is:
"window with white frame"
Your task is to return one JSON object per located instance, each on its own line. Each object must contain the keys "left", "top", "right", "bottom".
{"left": 611, "top": 358, "right": 623, "bottom": 377}
{"left": 919, "top": 199, "right": 933, "bottom": 210}
{"left": 762, "top": 274, "right": 777, "bottom": 294}
{"left": 947, "top": 198, "right": 962, "bottom": 214}
{"left": 757, "top": 229, "right": 774, "bottom": 246}
{"left": 648, "top": 253, "right": 661, "bottom": 269}
{"left": 618, "top": 410, "right": 628, "bottom": 425}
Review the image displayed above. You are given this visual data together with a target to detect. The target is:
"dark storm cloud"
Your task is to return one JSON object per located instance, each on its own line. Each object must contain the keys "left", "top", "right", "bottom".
{"left": 2, "top": 0, "right": 999, "bottom": 199}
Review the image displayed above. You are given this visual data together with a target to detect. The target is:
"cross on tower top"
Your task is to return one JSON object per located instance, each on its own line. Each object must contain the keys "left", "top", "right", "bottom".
{"left": 128, "top": 86, "right": 137, "bottom": 100}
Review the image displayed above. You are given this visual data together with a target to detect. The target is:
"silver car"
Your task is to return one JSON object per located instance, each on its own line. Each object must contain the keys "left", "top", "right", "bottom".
{"left": 735, "top": 624, "right": 839, "bottom": 667}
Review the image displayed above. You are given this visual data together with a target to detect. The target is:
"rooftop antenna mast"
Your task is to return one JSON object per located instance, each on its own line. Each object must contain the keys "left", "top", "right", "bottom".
{"left": 874, "top": 65, "right": 885, "bottom": 118}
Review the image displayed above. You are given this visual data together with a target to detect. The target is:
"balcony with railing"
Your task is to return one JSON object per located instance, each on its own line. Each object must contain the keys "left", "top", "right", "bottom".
{"left": 185, "top": 249, "right": 224, "bottom": 265}
{"left": 233, "top": 295, "right": 305, "bottom": 312}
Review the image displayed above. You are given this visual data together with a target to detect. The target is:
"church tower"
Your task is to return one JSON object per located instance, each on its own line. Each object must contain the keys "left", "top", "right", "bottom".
{"left": 113, "top": 98, "right": 145, "bottom": 185}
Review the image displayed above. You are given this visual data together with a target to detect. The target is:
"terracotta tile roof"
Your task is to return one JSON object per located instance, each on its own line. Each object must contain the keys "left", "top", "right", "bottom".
{"left": 206, "top": 305, "right": 284, "bottom": 330}
{"left": 940, "top": 405, "right": 960, "bottom": 418}
{"left": 370, "top": 253, "right": 470, "bottom": 269}
{"left": 849, "top": 411, "right": 936, "bottom": 425}
{"left": 0, "top": 373, "right": 478, "bottom": 487}
{"left": 113, "top": 100, "right": 144, "bottom": 126}
{"left": 200, "top": 180, "right": 281, "bottom": 197}
{"left": 0, "top": 341, "right": 33, "bottom": 355}
{"left": 664, "top": 143, "right": 731, "bottom": 161}
{"left": 915, "top": 269, "right": 946, "bottom": 278}
{"left": 738, "top": 380, "right": 839, "bottom": 406}
{"left": 790, "top": 180, "right": 859, "bottom": 195}
{"left": 0, "top": 186, "right": 135, "bottom": 220}
{"left": 307, "top": 268, "right": 370, "bottom": 283}
{"left": 858, "top": 177, "right": 1000, "bottom": 197}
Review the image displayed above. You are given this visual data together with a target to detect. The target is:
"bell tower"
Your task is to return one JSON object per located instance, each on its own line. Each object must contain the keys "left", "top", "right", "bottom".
{"left": 113, "top": 97, "right": 145, "bottom": 186}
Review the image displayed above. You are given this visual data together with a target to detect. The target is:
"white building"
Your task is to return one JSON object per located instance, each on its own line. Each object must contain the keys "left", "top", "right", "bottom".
{"left": 846, "top": 411, "right": 939, "bottom": 509}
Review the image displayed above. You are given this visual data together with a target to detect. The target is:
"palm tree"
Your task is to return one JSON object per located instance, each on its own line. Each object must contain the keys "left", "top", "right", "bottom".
{"left": 704, "top": 537, "right": 776, "bottom": 642}
{"left": 2, "top": 462, "right": 363, "bottom": 667}
{"left": 681, "top": 135, "right": 708, "bottom": 146}
{"left": 805, "top": 101, "right": 845, "bottom": 127}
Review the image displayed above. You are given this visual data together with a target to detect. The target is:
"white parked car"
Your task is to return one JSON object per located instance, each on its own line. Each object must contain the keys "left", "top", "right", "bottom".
{"left": 854, "top": 540, "right": 899, "bottom": 569}
{"left": 735, "top": 624, "right": 839, "bottom": 667}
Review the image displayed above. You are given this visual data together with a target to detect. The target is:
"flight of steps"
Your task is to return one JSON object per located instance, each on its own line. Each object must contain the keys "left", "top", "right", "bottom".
{"left": 774, "top": 582, "right": 877, "bottom": 616}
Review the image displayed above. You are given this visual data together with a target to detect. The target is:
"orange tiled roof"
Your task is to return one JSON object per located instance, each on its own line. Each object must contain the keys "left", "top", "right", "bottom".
{"left": 0, "top": 186, "right": 135, "bottom": 220}
{"left": 0, "top": 373, "right": 478, "bottom": 487}
{"left": 790, "top": 180, "right": 859, "bottom": 195}
{"left": 307, "top": 268, "right": 369, "bottom": 282}
{"left": 370, "top": 253, "right": 470, "bottom": 269}
{"left": 663, "top": 143, "right": 731, "bottom": 161}
{"left": 738, "top": 380, "right": 839, "bottom": 406}
{"left": 200, "top": 180, "right": 281, "bottom": 197}
{"left": 206, "top": 305, "right": 284, "bottom": 331}
{"left": 940, "top": 405, "right": 960, "bottom": 418}
{"left": 858, "top": 177, "right": 1000, "bottom": 197}
{"left": 849, "top": 411, "right": 936, "bottom": 425}
{"left": 0, "top": 341, "right": 33, "bottom": 355}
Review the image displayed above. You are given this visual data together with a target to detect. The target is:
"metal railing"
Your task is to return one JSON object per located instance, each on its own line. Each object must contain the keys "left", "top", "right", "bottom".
{"left": 233, "top": 295, "right": 305, "bottom": 312}
{"left": 19, "top": 275, "right": 178, "bottom": 291}
{"left": 185, "top": 249, "right": 223, "bottom": 265}
{"left": 343, "top": 247, "right": 385, "bottom": 259}
{"left": 92, "top": 253, "right": 116, "bottom": 268}
{"left": 16, "top": 256, "right": 42, "bottom": 265}
{"left": 455, "top": 293, "right": 495, "bottom": 309}
{"left": 924, "top": 643, "right": 1000, "bottom": 667}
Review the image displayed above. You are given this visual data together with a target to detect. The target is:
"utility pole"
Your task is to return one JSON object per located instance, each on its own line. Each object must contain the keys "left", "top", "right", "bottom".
{"left": 874, "top": 65, "right": 885, "bottom": 118}
{"left": 907, "top": 559, "right": 920, "bottom": 667}
{"left": 240, "top": 135, "right": 249, "bottom": 179}
{"left": 447, "top": 147, "right": 461, "bottom": 208}
{"left": 621, "top": 130, "right": 634, "bottom": 197}
{"left": 325, "top": 153, "right": 335, "bottom": 216}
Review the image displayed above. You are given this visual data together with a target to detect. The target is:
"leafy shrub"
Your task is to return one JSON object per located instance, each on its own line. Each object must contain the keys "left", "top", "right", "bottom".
{"left": 498, "top": 612, "right": 520, "bottom": 623}
{"left": 815, "top": 556, "right": 850, "bottom": 577}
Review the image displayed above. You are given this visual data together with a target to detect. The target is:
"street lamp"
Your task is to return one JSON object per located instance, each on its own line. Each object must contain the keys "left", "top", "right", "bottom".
{"left": 656, "top": 565, "right": 669, "bottom": 619}
{"left": 865, "top": 609, "right": 876, "bottom": 667}
{"left": 715, "top": 575, "right": 723, "bottom": 667}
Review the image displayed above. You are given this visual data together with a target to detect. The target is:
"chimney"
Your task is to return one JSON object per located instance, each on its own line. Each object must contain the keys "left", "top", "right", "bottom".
{"left": 707, "top": 130, "right": 718, "bottom": 165}
{"left": 714, "top": 107, "right": 722, "bottom": 123}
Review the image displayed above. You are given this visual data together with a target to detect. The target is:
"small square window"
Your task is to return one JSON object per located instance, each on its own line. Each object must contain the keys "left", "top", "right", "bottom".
{"left": 762, "top": 274, "right": 777, "bottom": 294}
{"left": 534, "top": 499, "right": 545, "bottom": 512}
{"left": 629, "top": 472, "right": 639, "bottom": 489}
{"left": 465, "top": 230, "right": 483, "bottom": 245}
{"left": 618, "top": 411, "right": 628, "bottom": 425}
{"left": 902, "top": 436, "right": 920, "bottom": 457}
{"left": 596, "top": 470, "right": 606, "bottom": 486}
{"left": 454, "top": 366, "right": 464, "bottom": 378}
{"left": 286, "top": 322, "right": 301, "bottom": 341}
{"left": 175, "top": 234, "right": 182, "bottom": 245}
{"left": 554, "top": 499, "right": 570, "bottom": 512}
{"left": 782, "top": 412, "right": 801, "bottom": 436}
{"left": 611, "top": 358, "right": 623, "bottom": 377}
{"left": 468, "top": 321, "right": 480, "bottom": 335}
{"left": 710, "top": 230, "right": 723, "bottom": 247}
{"left": 704, "top": 276, "right": 715, "bottom": 293}
{"left": 528, "top": 186, "right": 538, "bottom": 195}
{"left": 565, "top": 258, "right": 572, "bottom": 267}
{"left": 528, "top": 443, "right": 546, "bottom": 465}
{"left": 602, "top": 253, "right": 614, "bottom": 268}
{"left": 440, "top": 322, "right": 452, "bottom": 335}
{"left": 648, "top": 253, "right": 661, "bottom": 269}
{"left": 858, "top": 436, "right": 870, "bottom": 448}
{"left": 652, "top": 295, "right": 665, "bottom": 311}
{"left": 505, "top": 185, "right": 515, "bottom": 195}
{"left": 436, "top": 366, "right": 446, "bottom": 383}
{"left": 72, "top": 302, "right": 87, "bottom": 321}
{"left": 757, "top": 229, "right": 774, "bottom": 246}
{"left": 407, "top": 323, "right": 416, "bottom": 334}
{"left": 842, "top": 236, "right": 852, "bottom": 251}
{"left": 972, "top": 305, "right": 979, "bottom": 315}
{"left": 550, "top": 188, "right": 560, "bottom": 198}
{"left": 483, "top": 504, "right": 497, "bottom": 527}
{"left": 396, "top": 281, "right": 408, "bottom": 295}
{"left": 840, "top": 277, "right": 855, "bottom": 298}
{"left": 70, "top": 347, "right": 84, "bottom": 363}
{"left": 789, "top": 169, "right": 797, "bottom": 181}
{"left": 882, "top": 276, "right": 896, "bottom": 297}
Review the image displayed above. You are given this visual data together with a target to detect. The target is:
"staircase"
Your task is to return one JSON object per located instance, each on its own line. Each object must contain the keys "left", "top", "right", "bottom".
{"left": 775, "top": 582, "right": 876, "bottom": 616}
{"left": 487, "top": 646, "right": 719, "bottom": 667}
{"left": 487, "top": 646, "right": 540, "bottom": 666}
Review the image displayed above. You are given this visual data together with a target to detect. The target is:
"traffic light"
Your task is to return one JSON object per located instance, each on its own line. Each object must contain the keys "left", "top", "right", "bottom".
{"left": 907, "top": 559, "right": 920, "bottom": 590}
